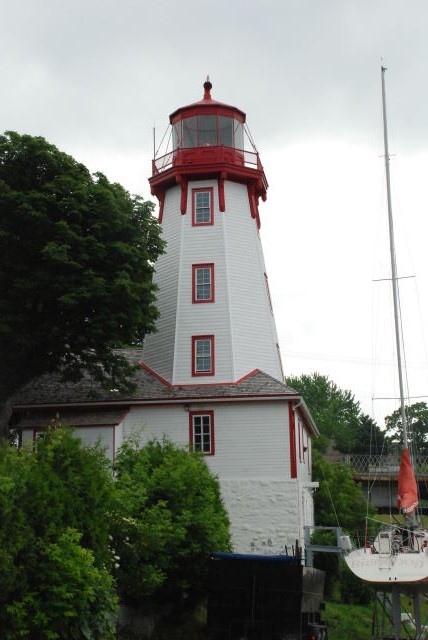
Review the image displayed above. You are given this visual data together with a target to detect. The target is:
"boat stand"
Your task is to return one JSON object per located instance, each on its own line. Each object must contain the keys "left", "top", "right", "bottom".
{"left": 372, "top": 587, "right": 427, "bottom": 640}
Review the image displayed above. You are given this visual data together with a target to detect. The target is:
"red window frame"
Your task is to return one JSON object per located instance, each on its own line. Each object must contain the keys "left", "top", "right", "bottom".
{"left": 189, "top": 410, "right": 215, "bottom": 455}
{"left": 192, "top": 187, "right": 214, "bottom": 226}
{"left": 192, "top": 335, "right": 215, "bottom": 376}
{"left": 192, "top": 263, "right": 215, "bottom": 303}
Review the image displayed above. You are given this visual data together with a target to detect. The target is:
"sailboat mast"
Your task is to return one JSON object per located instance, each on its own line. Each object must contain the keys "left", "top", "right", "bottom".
{"left": 381, "top": 66, "right": 408, "bottom": 449}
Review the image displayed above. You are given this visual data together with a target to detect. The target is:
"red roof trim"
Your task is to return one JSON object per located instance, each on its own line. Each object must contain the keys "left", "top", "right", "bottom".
{"left": 288, "top": 403, "right": 297, "bottom": 478}
{"left": 234, "top": 369, "right": 260, "bottom": 384}
{"left": 137, "top": 362, "right": 261, "bottom": 389}
{"left": 138, "top": 361, "right": 173, "bottom": 388}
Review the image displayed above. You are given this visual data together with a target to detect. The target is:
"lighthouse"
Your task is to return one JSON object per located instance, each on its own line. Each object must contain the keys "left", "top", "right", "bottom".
{"left": 138, "top": 79, "right": 318, "bottom": 554}
{"left": 12, "top": 80, "right": 319, "bottom": 556}
{"left": 143, "top": 78, "right": 284, "bottom": 384}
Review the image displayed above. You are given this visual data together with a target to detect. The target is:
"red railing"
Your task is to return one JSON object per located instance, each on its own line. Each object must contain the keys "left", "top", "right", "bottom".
{"left": 152, "top": 146, "right": 262, "bottom": 176}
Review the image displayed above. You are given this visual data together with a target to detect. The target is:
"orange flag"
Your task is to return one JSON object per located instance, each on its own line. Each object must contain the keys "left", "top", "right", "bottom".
{"left": 397, "top": 448, "right": 418, "bottom": 515}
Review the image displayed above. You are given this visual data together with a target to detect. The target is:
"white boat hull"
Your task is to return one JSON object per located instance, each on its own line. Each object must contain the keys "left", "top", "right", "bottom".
{"left": 345, "top": 547, "right": 428, "bottom": 586}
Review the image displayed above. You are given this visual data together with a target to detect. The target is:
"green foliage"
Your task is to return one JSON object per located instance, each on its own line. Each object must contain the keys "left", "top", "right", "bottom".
{"left": 286, "top": 373, "right": 360, "bottom": 452}
{"left": 313, "top": 450, "right": 372, "bottom": 532}
{"left": 323, "top": 601, "right": 373, "bottom": 640}
{"left": 352, "top": 412, "right": 384, "bottom": 455}
{"left": 385, "top": 401, "right": 428, "bottom": 455}
{"left": 312, "top": 451, "right": 375, "bottom": 601}
{"left": 5, "top": 529, "right": 117, "bottom": 640}
{"left": 286, "top": 372, "right": 383, "bottom": 453}
{"left": 0, "top": 131, "right": 165, "bottom": 417}
{"left": 24, "top": 425, "right": 115, "bottom": 564}
{"left": 0, "top": 425, "right": 117, "bottom": 638}
{"left": 111, "top": 437, "right": 231, "bottom": 609}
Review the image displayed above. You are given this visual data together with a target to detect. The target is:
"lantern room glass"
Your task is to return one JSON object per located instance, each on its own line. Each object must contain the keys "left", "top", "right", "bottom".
{"left": 173, "top": 115, "right": 243, "bottom": 150}
{"left": 233, "top": 119, "right": 243, "bottom": 150}
{"left": 199, "top": 115, "right": 216, "bottom": 146}
{"left": 182, "top": 117, "right": 197, "bottom": 148}
{"left": 218, "top": 116, "right": 233, "bottom": 146}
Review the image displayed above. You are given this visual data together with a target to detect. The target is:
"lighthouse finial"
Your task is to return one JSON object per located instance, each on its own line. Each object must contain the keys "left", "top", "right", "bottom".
{"left": 203, "top": 75, "right": 212, "bottom": 100}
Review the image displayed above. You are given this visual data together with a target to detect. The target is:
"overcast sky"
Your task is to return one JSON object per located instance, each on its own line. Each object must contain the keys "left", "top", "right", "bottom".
{"left": 3, "top": 0, "right": 428, "bottom": 426}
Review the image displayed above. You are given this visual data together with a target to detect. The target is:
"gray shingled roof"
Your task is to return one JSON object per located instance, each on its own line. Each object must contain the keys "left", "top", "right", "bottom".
{"left": 11, "top": 348, "right": 299, "bottom": 406}
{"left": 10, "top": 349, "right": 318, "bottom": 436}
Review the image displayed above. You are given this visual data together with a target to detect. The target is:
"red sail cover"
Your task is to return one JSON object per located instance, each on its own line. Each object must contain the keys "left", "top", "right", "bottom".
{"left": 397, "top": 448, "right": 418, "bottom": 515}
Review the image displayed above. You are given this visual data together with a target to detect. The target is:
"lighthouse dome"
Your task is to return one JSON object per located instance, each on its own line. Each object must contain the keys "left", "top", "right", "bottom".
{"left": 169, "top": 77, "right": 245, "bottom": 152}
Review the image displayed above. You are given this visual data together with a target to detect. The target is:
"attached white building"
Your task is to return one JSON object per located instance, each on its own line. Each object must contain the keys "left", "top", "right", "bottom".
{"left": 11, "top": 80, "right": 318, "bottom": 556}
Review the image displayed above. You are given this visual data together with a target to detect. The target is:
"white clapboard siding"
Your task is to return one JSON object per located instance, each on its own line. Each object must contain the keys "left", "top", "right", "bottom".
{"left": 21, "top": 424, "right": 119, "bottom": 462}
{"left": 142, "top": 185, "right": 182, "bottom": 380}
{"left": 223, "top": 182, "right": 282, "bottom": 381}
{"left": 122, "top": 401, "right": 292, "bottom": 480}
{"left": 143, "top": 179, "right": 282, "bottom": 384}
{"left": 121, "top": 400, "right": 315, "bottom": 553}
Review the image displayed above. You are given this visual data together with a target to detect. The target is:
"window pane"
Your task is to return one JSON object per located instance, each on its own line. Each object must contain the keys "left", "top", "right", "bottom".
{"left": 234, "top": 120, "right": 244, "bottom": 149}
{"left": 196, "top": 339, "right": 211, "bottom": 371}
{"left": 196, "top": 268, "right": 211, "bottom": 300}
{"left": 172, "top": 122, "right": 181, "bottom": 149}
{"left": 199, "top": 115, "right": 217, "bottom": 146}
{"left": 218, "top": 116, "right": 233, "bottom": 146}
{"left": 195, "top": 191, "right": 211, "bottom": 224}
{"left": 183, "top": 117, "right": 197, "bottom": 148}
{"left": 193, "top": 414, "right": 212, "bottom": 453}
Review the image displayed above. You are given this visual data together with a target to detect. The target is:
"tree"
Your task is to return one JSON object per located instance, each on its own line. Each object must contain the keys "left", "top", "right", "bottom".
{"left": 385, "top": 401, "right": 428, "bottom": 455}
{"left": 0, "top": 425, "right": 117, "bottom": 638}
{"left": 312, "top": 451, "right": 375, "bottom": 603}
{"left": 313, "top": 450, "right": 372, "bottom": 534}
{"left": 352, "top": 412, "right": 384, "bottom": 455}
{"left": 111, "top": 437, "right": 231, "bottom": 610}
{"left": 286, "top": 372, "right": 383, "bottom": 453}
{"left": 0, "top": 131, "right": 164, "bottom": 433}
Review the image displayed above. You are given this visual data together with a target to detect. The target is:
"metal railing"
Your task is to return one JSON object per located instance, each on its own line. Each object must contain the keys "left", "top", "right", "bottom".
{"left": 343, "top": 454, "right": 428, "bottom": 475}
{"left": 152, "top": 146, "right": 262, "bottom": 175}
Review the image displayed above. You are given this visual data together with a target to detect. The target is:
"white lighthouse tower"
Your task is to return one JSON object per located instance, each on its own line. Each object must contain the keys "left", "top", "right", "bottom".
{"left": 143, "top": 78, "right": 283, "bottom": 385}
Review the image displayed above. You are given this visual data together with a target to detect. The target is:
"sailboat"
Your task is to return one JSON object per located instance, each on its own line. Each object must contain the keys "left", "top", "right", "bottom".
{"left": 343, "top": 67, "right": 428, "bottom": 587}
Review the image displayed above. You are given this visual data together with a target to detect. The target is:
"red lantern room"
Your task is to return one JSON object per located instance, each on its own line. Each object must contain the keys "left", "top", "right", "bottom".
{"left": 150, "top": 77, "right": 268, "bottom": 227}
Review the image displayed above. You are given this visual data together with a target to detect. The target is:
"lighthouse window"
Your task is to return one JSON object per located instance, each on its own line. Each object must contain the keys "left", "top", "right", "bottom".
{"left": 172, "top": 122, "right": 181, "bottom": 149}
{"left": 192, "top": 188, "right": 213, "bottom": 225}
{"left": 183, "top": 116, "right": 198, "bottom": 148}
{"left": 192, "top": 335, "right": 214, "bottom": 376}
{"left": 199, "top": 115, "right": 217, "bottom": 146}
{"left": 218, "top": 116, "right": 233, "bottom": 147}
{"left": 192, "top": 264, "right": 214, "bottom": 303}
{"left": 234, "top": 120, "right": 244, "bottom": 150}
{"left": 189, "top": 410, "right": 215, "bottom": 455}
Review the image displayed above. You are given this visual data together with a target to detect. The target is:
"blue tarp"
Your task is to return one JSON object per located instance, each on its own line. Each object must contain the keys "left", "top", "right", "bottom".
{"left": 210, "top": 551, "right": 299, "bottom": 564}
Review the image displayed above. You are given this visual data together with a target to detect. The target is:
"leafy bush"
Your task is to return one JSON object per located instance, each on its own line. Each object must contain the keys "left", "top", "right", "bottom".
{"left": 5, "top": 529, "right": 117, "bottom": 640}
{"left": 111, "top": 437, "right": 231, "bottom": 609}
{"left": 0, "top": 425, "right": 117, "bottom": 638}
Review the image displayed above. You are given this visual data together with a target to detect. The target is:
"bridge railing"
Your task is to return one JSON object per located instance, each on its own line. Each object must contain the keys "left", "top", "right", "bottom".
{"left": 343, "top": 454, "right": 428, "bottom": 475}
